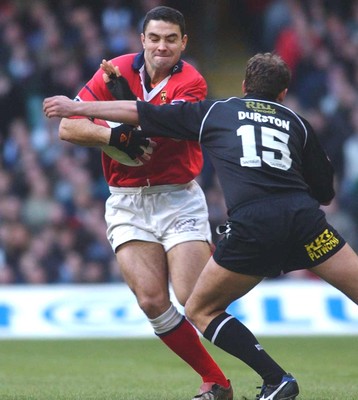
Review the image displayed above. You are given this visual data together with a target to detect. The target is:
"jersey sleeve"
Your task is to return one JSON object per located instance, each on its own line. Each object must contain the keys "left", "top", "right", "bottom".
{"left": 302, "top": 121, "right": 335, "bottom": 204}
{"left": 77, "top": 68, "right": 114, "bottom": 102}
{"left": 137, "top": 100, "right": 212, "bottom": 141}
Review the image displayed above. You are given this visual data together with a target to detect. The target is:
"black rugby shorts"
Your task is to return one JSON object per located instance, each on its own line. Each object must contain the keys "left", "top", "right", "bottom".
{"left": 213, "top": 192, "right": 346, "bottom": 277}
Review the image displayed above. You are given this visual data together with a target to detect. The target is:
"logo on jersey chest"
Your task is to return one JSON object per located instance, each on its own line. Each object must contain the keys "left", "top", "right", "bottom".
{"left": 160, "top": 90, "right": 167, "bottom": 103}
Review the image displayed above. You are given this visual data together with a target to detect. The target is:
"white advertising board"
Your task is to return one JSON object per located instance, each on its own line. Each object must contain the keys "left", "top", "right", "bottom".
{"left": 0, "top": 281, "right": 357, "bottom": 338}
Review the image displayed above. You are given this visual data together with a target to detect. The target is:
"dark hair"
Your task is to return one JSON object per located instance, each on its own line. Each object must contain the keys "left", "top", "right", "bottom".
{"left": 142, "top": 6, "right": 186, "bottom": 37}
{"left": 244, "top": 53, "right": 291, "bottom": 99}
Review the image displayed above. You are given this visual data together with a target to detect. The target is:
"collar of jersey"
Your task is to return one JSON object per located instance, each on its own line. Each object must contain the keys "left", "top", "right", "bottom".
{"left": 132, "top": 51, "right": 184, "bottom": 75}
{"left": 244, "top": 93, "right": 277, "bottom": 102}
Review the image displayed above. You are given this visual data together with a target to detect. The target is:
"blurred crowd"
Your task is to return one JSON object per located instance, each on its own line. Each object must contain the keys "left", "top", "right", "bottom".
{"left": 0, "top": 0, "right": 357, "bottom": 284}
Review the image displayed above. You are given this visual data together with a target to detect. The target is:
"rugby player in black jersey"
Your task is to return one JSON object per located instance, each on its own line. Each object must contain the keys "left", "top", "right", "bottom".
{"left": 44, "top": 52, "right": 358, "bottom": 400}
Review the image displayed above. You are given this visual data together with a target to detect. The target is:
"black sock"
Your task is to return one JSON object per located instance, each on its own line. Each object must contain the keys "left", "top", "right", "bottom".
{"left": 204, "top": 312, "right": 286, "bottom": 384}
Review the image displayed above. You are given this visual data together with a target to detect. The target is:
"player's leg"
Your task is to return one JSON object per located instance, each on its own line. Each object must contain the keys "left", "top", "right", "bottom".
{"left": 185, "top": 257, "right": 293, "bottom": 387}
{"left": 185, "top": 256, "right": 260, "bottom": 330}
{"left": 167, "top": 240, "right": 232, "bottom": 395}
{"left": 117, "top": 239, "right": 232, "bottom": 399}
{"left": 309, "top": 243, "right": 358, "bottom": 304}
{"left": 106, "top": 188, "right": 232, "bottom": 398}
{"left": 164, "top": 179, "right": 213, "bottom": 305}
{"left": 160, "top": 180, "right": 232, "bottom": 398}
{"left": 115, "top": 240, "right": 171, "bottom": 318}
{"left": 168, "top": 240, "right": 211, "bottom": 305}
{"left": 106, "top": 189, "right": 180, "bottom": 328}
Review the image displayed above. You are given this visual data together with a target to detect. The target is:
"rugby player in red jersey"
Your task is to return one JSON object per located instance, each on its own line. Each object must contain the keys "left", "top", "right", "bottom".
{"left": 49, "top": 6, "right": 232, "bottom": 400}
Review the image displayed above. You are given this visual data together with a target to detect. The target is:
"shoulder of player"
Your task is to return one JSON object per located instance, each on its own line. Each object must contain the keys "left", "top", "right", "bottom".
{"left": 281, "top": 106, "right": 313, "bottom": 135}
{"left": 168, "top": 62, "right": 207, "bottom": 98}
{"left": 180, "top": 59, "right": 202, "bottom": 73}
{"left": 173, "top": 60, "right": 206, "bottom": 82}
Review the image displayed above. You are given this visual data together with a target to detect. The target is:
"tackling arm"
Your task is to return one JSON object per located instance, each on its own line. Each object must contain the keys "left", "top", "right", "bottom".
{"left": 43, "top": 96, "right": 139, "bottom": 125}
{"left": 44, "top": 96, "right": 204, "bottom": 142}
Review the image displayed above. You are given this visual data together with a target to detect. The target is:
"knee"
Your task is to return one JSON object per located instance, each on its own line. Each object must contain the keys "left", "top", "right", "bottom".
{"left": 136, "top": 293, "right": 170, "bottom": 319}
{"left": 185, "top": 296, "right": 221, "bottom": 334}
{"left": 174, "top": 290, "right": 190, "bottom": 307}
{"left": 184, "top": 297, "right": 200, "bottom": 329}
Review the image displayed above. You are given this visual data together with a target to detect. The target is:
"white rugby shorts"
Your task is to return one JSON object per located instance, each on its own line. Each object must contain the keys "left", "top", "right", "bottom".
{"left": 105, "top": 180, "right": 212, "bottom": 253}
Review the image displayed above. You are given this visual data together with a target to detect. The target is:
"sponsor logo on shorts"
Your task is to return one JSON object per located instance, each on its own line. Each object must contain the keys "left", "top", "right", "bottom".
{"left": 305, "top": 228, "right": 340, "bottom": 261}
{"left": 175, "top": 218, "right": 199, "bottom": 233}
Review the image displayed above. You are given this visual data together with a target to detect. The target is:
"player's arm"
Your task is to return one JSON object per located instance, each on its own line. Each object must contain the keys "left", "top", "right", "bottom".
{"left": 58, "top": 115, "right": 152, "bottom": 162}
{"left": 136, "top": 101, "right": 205, "bottom": 140}
{"left": 44, "top": 96, "right": 139, "bottom": 125}
{"left": 302, "top": 123, "right": 335, "bottom": 205}
{"left": 59, "top": 118, "right": 111, "bottom": 146}
{"left": 43, "top": 96, "right": 209, "bottom": 140}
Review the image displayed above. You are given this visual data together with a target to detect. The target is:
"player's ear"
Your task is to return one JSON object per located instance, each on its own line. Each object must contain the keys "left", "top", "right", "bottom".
{"left": 277, "top": 88, "right": 288, "bottom": 102}
{"left": 181, "top": 34, "right": 188, "bottom": 51}
{"left": 141, "top": 33, "right": 145, "bottom": 49}
{"left": 242, "top": 80, "right": 247, "bottom": 95}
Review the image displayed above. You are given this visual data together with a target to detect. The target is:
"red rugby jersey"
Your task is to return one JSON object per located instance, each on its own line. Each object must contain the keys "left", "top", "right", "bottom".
{"left": 75, "top": 52, "right": 207, "bottom": 187}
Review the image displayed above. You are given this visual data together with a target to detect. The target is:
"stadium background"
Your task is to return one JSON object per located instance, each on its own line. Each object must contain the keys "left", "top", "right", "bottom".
{"left": 0, "top": 0, "right": 358, "bottom": 286}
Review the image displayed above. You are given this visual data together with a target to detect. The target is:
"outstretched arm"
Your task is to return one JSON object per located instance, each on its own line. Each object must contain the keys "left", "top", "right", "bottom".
{"left": 43, "top": 96, "right": 139, "bottom": 125}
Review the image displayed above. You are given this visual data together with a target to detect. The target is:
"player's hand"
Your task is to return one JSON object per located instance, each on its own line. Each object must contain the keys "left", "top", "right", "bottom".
{"left": 101, "top": 59, "right": 120, "bottom": 83}
{"left": 109, "top": 124, "right": 156, "bottom": 163}
{"left": 43, "top": 95, "right": 76, "bottom": 118}
{"left": 101, "top": 59, "right": 136, "bottom": 101}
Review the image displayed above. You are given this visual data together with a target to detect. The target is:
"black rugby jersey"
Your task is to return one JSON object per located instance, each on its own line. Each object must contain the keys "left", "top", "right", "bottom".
{"left": 137, "top": 95, "right": 334, "bottom": 214}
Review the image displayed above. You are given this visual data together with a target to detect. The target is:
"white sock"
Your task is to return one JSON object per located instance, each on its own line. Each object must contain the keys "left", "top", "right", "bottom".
{"left": 148, "top": 303, "right": 183, "bottom": 335}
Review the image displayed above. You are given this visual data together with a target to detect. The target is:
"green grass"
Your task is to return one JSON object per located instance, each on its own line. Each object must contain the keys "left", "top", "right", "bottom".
{"left": 0, "top": 336, "right": 357, "bottom": 399}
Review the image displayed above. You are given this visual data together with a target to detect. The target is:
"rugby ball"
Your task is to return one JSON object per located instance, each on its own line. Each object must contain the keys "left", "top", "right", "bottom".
{"left": 94, "top": 119, "right": 152, "bottom": 167}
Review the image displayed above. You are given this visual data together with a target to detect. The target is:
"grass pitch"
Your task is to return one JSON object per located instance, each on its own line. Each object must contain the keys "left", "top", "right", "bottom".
{"left": 0, "top": 336, "right": 357, "bottom": 400}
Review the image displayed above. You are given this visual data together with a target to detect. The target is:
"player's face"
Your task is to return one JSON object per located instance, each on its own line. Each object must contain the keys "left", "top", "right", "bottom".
{"left": 141, "top": 20, "right": 187, "bottom": 76}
